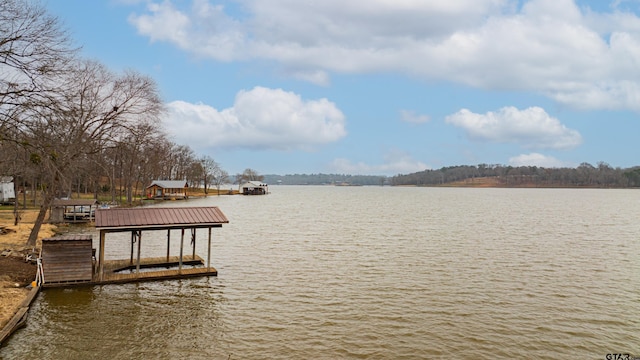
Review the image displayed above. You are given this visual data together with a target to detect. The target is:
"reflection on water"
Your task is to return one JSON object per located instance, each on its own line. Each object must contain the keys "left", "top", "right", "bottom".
{"left": 2, "top": 187, "right": 639, "bottom": 359}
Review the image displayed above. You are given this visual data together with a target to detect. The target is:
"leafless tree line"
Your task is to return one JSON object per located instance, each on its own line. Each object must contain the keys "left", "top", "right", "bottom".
{"left": 0, "top": 0, "right": 231, "bottom": 245}
{"left": 391, "top": 162, "right": 640, "bottom": 188}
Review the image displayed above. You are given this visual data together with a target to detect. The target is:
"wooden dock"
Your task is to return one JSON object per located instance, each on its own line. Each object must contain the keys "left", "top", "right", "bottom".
{"left": 41, "top": 255, "right": 217, "bottom": 288}
{"left": 39, "top": 207, "right": 228, "bottom": 288}
{"left": 0, "top": 285, "right": 40, "bottom": 346}
{"left": 99, "top": 255, "right": 217, "bottom": 284}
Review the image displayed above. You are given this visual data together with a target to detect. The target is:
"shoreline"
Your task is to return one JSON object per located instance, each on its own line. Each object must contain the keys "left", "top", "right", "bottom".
{"left": 0, "top": 211, "right": 56, "bottom": 347}
{"left": 0, "top": 285, "right": 39, "bottom": 346}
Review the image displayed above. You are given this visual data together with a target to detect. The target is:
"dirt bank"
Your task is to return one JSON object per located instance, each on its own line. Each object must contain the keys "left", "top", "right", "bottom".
{"left": 0, "top": 210, "right": 56, "bottom": 329}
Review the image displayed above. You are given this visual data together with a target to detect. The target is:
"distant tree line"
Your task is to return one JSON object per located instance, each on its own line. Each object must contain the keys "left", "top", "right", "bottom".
{"left": 263, "top": 174, "right": 387, "bottom": 186}
{"left": 390, "top": 163, "right": 640, "bottom": 188}
{"left": 262, "top": 163, "right": 640, "bottom": 188}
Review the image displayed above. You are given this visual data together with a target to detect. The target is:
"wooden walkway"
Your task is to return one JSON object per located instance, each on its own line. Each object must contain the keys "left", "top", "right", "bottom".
{"left": 0, "top": 286, "right": 40, "bottom": 346}
{"left": 41, "top": 255, "right": 217, "bottom": 288}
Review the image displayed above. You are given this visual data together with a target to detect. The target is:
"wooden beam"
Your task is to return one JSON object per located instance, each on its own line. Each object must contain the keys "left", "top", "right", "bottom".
{"left": 0, "top": 307, "right": 28, "bottom": 345}
{"left": 130, "top": 231, "right": 135, "bottom": 265}
{"left": 136, "top": 231, "right": 142, "bottom": 275}
{"left": 166, "top": 229, "right": 170, "bottom": 262}
{"left": 207, "top": 227, "right": 211, "bottom": 271}
{"left": 179, "top": 228, "right": 184, "bottom": 273}
{"left": 191, "top": 228, "right": 196, "bottom": 259}
{"left": 99, "top": 231, "right": 106, "bottom": 281}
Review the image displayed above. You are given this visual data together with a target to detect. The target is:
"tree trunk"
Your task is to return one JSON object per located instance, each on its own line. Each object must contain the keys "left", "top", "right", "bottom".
{"left": 126, "top": 181, "right": 133, "bottom": 205}
{"left": 13, "top": 177, "right": 20, "bottom": 225}
{"left": 26, "top": 206, "right": 45, "bottom": 247}
{"left": 93, "top": 178, "right": 99, "bottom": 200}
{"left": 22, "top": 178, "right": 26, "bottom": 210}
{"left": 32, "top": 180, "right": 36, "bottom": 207}
{"left": 26, "top": 192, "right": 53, "bottom": 247}
{"left": 133, "top": 180, "right": 140, "bottom": 204}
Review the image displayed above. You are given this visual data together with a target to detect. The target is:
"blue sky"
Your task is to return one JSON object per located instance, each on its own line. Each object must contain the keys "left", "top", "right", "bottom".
{"left": 45, "top": 0, "right": 640, "bottom": 176}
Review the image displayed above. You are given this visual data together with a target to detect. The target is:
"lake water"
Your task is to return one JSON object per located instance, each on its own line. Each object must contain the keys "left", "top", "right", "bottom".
{"left": 1, "top": 186, "right": 639, "bottom": 359}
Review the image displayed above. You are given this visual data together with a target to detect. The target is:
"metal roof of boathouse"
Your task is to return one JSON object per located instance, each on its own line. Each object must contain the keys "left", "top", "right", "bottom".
{"left": 145, "top": 180, "right": 188, "bottom": 189}
{"left": 95, "top": 207, "right": 229, "bottom": 231}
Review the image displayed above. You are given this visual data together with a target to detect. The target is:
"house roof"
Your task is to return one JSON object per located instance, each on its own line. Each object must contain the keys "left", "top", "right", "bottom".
{"left": 95, "top": 206, "right": 229, "bottom": 231}
{"left": 146, "top": 180, "right": 188, "bottom": 189}
{"left": 241, "top": 181, "right": 268, "bottom": 187}
{"left": 42, "top": 235, "right": 93, "bottom": 242}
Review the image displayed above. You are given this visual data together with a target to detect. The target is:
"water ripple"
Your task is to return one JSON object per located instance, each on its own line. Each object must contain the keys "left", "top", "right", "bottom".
{"left": 2, "top": 187, "right": 639, "bottom": 359}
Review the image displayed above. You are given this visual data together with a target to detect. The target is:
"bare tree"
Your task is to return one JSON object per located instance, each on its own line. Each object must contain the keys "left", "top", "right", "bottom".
{"left": 211, "top": 166, "right": 229, "bottom": 195}
{"left": 0, "top": 141, "right": 31, "bottom": 224}
{"left": 116, "top": 122, "right": 167, "bottom": 204}
{"left": 165, "top": 144, "right": 196, "bottom": 181}
{"left": 199, "top": 156, "right": 219, "bottom": 194}
{"left": 237, "top": 168, "right": 264, "bottom": 184}
{"left": 21, "top": 60, "right": 163, "bottom": 246}
{"left": 134, "top": 128, "right": 170, "bottom": 199}
{"left": 0, "top": 0, "right": 78, "bottom": 236}
{"left": 140, "top": 133, "right": 172, "bottom": 185}
{"left": 0, "top": 0, "right": 75, "bottom": 141}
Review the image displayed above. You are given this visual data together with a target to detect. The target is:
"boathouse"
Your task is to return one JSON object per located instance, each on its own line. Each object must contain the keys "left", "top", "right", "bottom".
{"left": 40, "top": 235, "right": 94, "bottom": 285}
{"left": 37, "top": 206, "right": 229, "bottom": 288}
{"left": 239, "top": 181, "right": 269, "bottom": 195}
{"left": 146, "top": 180, "right": 189, "bottom": 199}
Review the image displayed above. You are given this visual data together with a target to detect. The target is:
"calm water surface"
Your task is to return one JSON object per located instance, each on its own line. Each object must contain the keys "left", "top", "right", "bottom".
{"left": 2, "top": 186, "right": 639, "bottom": 359}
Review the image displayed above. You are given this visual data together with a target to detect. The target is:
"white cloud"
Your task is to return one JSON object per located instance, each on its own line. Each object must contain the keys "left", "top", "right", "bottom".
{"left": 329, "top": 150, "right": 428, "bottom": 176}
{"left": 508, "top": 153, "right": 571, "bottom": 168}
{"left": 163, "top": 86, "right": 346, "bottom": 150}
{"left": 290, "top": 69, "right": 331, "bottom": 87}
{"left": 128, "top": 0, "right": 640, "bottom": 111}
{"left": 400, "top": 110, "right": 430, "bottom": 124}
{"left": 445, "top": 106, "right": 582, "bottom": 150}
{"left": 129, "top": 1, "right": 246, "bottom": 61}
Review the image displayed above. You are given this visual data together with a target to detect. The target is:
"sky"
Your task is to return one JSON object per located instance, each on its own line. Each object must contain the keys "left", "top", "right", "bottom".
{"left": 44, "top": 0, "right": 640, "bottom": 176}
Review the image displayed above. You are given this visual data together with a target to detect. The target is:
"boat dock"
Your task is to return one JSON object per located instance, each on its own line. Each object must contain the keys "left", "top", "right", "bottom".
{"left": 96, "top": 255, "right": 217, "bottom": 285}
{"left": 37, "top": 206, "right": 229, "bottom": 288}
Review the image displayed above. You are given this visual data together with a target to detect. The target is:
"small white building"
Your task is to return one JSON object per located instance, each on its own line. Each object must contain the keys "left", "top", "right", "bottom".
{"left": 239, "top": 181, "right": 269, "bottom": 195}
{"left": 0, "top": 177, "right": 15, "bottom": 204}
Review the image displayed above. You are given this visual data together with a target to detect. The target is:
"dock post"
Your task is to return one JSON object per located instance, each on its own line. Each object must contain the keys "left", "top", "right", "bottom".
{"left": 166, "top": 229, "right": 170, "bottom": 262}
{"left": 207, "top": 227, "right": 211, "bottom": 271}
{"left": 179, "top": 228, "right": 184, "bottom": 272}
{"left": 99, "top": 231, "right": 105, "bottom": 281}
{"left": 130, "top": 231, "right": 135, "bottom": 265}
{"left": 136, "top": 230, "right": 142, "bottom": 276}
{"left": 191, "top": 228, "right": 196, "bottom": 260}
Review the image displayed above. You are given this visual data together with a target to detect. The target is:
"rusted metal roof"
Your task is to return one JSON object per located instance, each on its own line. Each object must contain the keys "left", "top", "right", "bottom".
{"left": 95, "top": 207, "right": 229, "bottom": 230}
{"left": 42, "top": 235, "right": 93, "bottom": 242}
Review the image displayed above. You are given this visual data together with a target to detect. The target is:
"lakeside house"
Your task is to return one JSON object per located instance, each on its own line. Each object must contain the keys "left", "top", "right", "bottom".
{"left": 146, "top": 180, "right": 188, "bottom": 200}
{"left": 239, "top": 181, "right": 269, "bottom": 195}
